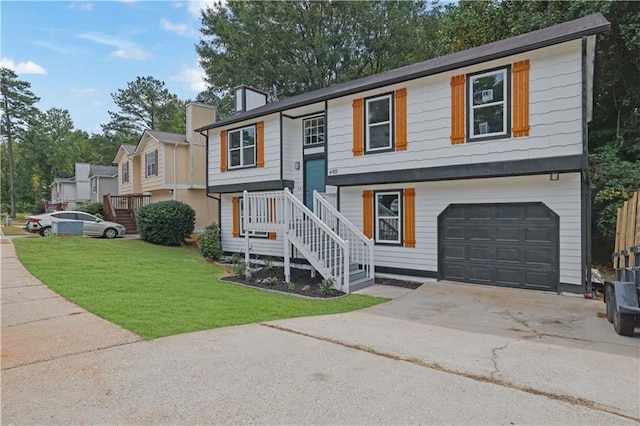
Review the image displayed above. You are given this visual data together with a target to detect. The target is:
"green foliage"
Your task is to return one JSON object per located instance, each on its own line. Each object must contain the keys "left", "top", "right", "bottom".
{"left": 256, "top": 276, "right": 280, "bottom": 286}
{"left": 197, "top": 1, "right": 442, "bottom": 101}
{"left": 136, "top": 200, "right": 195, "bottom": 246}
{"left": 319, "top": 277, "right": 336, "bottom": 295}
{"left": 102, "top": 76, "right": 185, "bottom": 136}
{"left": 287, "top": 281, "right": 296, "bottom": 291}
{"left": 76, "top": 202, "right": 104, "bottom": 218}
{"left": 197, "top": 222, "right": 223, "bottom": 261}
{"left": 233, "top": 261, "right": 247, "bottom": 279}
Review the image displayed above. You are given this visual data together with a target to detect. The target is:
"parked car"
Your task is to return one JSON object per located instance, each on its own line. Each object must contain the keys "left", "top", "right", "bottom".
{"left": 24, "top": 211, "right": 126, "bottom": 238}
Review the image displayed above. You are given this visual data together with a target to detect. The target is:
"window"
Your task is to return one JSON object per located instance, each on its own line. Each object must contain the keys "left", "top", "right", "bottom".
{"left": 239, "top": 198, "right": 268, "bottom": 237}
{"left": 303, "top": 116, "right": 325, "bottom": 145}
{"left": 91, "top": 178, "right": 97, "bottom": 193}
{"left": 122, "top": 162, "right": 129, "bottom": 183}
{"left": 468, "top": 67, "right": 510, "bottom": 140}
{"left": 375, "top": 191, "right": 402, "bottom": 244}
{"left": 145, "top": 150, "right": 157, "bottom": 177}
{"left": 228, "top": 125, "right": 256, "bottom": 169}
{"left": 365, "top": 94, "right": 393, "bottom": 152}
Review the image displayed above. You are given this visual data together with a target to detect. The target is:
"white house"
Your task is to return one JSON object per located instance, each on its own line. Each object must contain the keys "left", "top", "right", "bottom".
{"left": 198, "top": 14, "right": 610, "bottom": 294}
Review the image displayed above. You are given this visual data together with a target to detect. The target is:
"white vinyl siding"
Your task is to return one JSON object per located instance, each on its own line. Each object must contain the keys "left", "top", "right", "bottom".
{"left": 326, "top": 40, "right": 583, "bottom": 177}
{"left": 339, "top": 173, "right": 582, "bottom": 287}
{"left": 208, "top": 114, "right": 280, "bottom": 187}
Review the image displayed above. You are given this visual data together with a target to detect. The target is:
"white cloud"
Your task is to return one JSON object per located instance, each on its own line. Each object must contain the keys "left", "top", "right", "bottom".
{"left": 160, "top": 18, "right": 199, "bottom": 38}
{"left": 185, "top": 1, "right": 220, "bottom": 19}
{"left": 172, "top": 64, "right": 207, "bottom": 92}
{"left": 70, "top": 88, "right": 99, "bottom": 95}
{"left": 76, "top": 32, "right": 153, "bottom": 60}
{"left": 68, "top": 2, "right": 93, "bottom": 11}
{"left": 0, "top": 58, "right": 47, "bottom": 75}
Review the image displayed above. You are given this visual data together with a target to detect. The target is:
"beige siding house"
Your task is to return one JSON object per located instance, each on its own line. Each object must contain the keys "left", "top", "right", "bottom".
{"left": 111, "top": 103, "right": 219, "bottom": 233}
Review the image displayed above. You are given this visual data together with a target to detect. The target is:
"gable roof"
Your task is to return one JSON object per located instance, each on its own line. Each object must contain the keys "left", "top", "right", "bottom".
{"left": 146, "top": 130, "right": 188, "bottom": 145}
{"left": 197, "top": 13, "right": 609, "bottom": 132}
{"left": 90, "top": 165, "right": 118, "bottom": 177}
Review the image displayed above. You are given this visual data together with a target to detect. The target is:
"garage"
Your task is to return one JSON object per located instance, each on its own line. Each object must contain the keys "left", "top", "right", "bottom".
{"left": 438, "top": 203, "right": 559, "bottom": 291}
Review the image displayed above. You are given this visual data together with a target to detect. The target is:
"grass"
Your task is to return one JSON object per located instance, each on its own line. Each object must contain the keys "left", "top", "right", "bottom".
{"left": 12, "top": 237, "right": 387, "bottom": 340}
{"left": 1, "top": 225, "right": 33, "bottom": 236}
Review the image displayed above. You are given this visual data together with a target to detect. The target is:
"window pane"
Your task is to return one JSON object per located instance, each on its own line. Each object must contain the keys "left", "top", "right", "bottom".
{"left": 378, "top": 218, "right": 399, "bottom": 241}
{"left": 242, "top": 127, "right": 255, "bottom": 146}
{"left": 368, "top": 97, "right": 390, "bottom": 124}
{"left": 243, "top": 146, "right": 255, "bottom": 165}
{"left": 377, "top": 194, "right": 399, "bottom": 216}
{"left": 230, "top": 149, "right": 241, "bottom": 166}
{"left": 369, "top": 124, "right": 390, "bottom": 149}
{"left": 472, "top": 73, "right": 504, "bottom": 106}
{"left": 230, "top": 131, "right": 241, "bottom": 149}
{"left": 473, "top": 104, "right": 504, "bottom": 134}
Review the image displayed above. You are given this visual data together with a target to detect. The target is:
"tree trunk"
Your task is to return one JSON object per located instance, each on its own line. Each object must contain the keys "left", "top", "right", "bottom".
{"left": 3, "top": 101, "right": 16, "bottom": 218}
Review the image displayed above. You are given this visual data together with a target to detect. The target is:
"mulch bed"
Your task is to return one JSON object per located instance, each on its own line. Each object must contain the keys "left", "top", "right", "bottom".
{"left": 222, "top": 265, "right": 422, "bottom": 298}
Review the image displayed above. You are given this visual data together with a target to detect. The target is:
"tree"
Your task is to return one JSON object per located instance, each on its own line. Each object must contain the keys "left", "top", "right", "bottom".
{"left": 196, "top": 1, "right": 442, "bottom": 101}
{"left": 0, "top": 68, "right": 40, "bottom": 217}
{"left": 102, "top": 76, "right": 186, "bottom": 137}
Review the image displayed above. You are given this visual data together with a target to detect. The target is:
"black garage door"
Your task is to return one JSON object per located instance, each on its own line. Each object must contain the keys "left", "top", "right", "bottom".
{"left": 438, "top": 203, "right": 559, "bottom": 291}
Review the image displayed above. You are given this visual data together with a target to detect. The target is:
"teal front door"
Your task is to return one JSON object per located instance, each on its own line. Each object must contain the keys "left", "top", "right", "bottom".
{"left": 304, "top": 158, "right": 325, "bottom": 210}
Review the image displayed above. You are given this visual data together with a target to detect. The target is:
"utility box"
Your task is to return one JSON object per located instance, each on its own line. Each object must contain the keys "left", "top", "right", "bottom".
{"left": 52, "top": 220, "right": 83, "bottom": 236}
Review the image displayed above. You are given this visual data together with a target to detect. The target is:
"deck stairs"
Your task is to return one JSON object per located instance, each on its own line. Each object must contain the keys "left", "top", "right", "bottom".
{"left": 243, "top": 188, "right": 374, "bottom": 293}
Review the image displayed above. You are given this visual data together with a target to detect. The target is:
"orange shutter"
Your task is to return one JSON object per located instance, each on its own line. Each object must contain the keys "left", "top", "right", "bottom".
{"left": 362, "top": 190, "right": 373, "bottom": 238}
{"left": 220, "top": 130, "right": 227, "bottom": 172}
{"left": 232, "top": 196, "right": 240, "bottom": 238}
{"left": 352, "top": 98, "right": 364, "bottom": 156}
{"left": 512, "top": 60, "right": 530, "bottom": 137}
{"left": 395, "top": 88, "right": 407, "bottom": 151}
{"left": 403, "top": 188, "right": 416, "bottom": 248}
{"left": 256, "top": 121, "right": 265, "bottom": 167}
{"left": 268, "top": 232, "right": 277, "bottom": 240}
{"left": 450, "top": 75, "right": 465, "bottom": 145}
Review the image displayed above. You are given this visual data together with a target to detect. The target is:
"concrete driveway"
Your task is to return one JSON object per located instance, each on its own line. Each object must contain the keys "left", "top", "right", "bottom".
{"left": 2, "top": 238, "right": 639, "bottom": 424}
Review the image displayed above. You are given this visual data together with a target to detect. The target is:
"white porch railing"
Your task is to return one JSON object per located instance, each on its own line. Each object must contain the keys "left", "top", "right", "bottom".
{"left": 243, "top": 188, "right": 350, "bottom": 292}
{"left": 313, "top": 190, "right": 375, "bottom": 283}
{"left": 317, "top": 192, "right": 337, "bottom": 209}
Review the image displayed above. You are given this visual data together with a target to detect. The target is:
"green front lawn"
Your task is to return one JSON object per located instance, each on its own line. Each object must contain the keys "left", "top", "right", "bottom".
{"left": 13, "top": 238, "right": 386, "bottom": 339}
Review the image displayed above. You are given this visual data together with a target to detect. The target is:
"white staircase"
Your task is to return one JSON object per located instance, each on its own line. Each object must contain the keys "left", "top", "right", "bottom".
{"left": 242, "top": 188, "right": 374, "bottom": 293}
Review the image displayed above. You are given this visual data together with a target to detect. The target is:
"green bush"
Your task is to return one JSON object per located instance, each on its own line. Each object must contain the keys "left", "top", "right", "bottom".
{"left": 136, "top": 200, "right": 195, "bottom": 246}
{"left": 197, "top": 223, "right": 223, "bottom": 261}
{"left": 76, "top": 202, "right": 104, "bottom": 218}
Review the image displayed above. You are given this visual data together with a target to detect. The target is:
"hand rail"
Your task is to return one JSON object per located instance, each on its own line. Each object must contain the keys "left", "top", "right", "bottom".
{"left": 313, "top": 190, "right": 375, "bottom": 283}
{"left": 103, "top": 194, "right": 116, "bottom": 222}
{"left": 243, "top": 188, "right": 350, "bottom": 292}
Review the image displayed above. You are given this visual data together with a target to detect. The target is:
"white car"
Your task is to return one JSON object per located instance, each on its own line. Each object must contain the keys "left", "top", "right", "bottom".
{"left": 24, "top": 211, "right": 126, "bottom": 238}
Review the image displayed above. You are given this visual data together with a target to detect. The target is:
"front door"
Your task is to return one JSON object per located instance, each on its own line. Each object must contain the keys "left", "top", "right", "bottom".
{"left": 304, "top": 158, "right": 325, "bottom": 210}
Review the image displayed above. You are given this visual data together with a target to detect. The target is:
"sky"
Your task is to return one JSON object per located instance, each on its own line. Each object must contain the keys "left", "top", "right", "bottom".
{"left": 1, "top": 0, "right": 217, "bottom": 134}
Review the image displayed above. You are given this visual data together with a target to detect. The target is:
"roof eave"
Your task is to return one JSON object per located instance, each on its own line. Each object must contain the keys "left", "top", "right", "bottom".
{"left": 195, "top": 14, "right": 610, "bottom": 133}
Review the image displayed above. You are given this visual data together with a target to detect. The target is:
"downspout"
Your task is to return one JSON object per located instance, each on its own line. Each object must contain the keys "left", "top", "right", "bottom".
{"left": 582, "top": 35, "right": 592, "bottom": 298}
{"left": 173, "top": 143, "right": 178, "bottom": 201}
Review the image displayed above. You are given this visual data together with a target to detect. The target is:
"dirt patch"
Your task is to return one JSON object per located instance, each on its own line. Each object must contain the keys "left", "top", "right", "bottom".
{"left": 222, "top": 265, "right": 422, "bottom": 298}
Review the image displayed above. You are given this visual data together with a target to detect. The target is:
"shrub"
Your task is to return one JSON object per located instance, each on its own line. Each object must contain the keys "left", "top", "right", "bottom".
{"left": 319, "top": 277, "right": 336, "bottom": 295}
{"left": 198, "top": 223, "right": 223, "bottom": 261}
{"left": 136, "top": 200, "right": 195, "bottom": 246}
{"left": 76, "top": 202, "right": 104, "bottom": 218}
{"left": 233, "top": 261, "right": 247, "bottom": 278}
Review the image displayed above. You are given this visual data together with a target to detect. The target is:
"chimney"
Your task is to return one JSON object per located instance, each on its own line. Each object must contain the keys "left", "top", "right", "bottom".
{"left": 187, "top": 103, "right": 216, "bottom": 144}
{"left": 233, "top": 85, "right": 267, "bottom": 113}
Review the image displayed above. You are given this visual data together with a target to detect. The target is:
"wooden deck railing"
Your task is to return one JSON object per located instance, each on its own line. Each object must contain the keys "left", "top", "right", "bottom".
{"left": 103, "top": 194, "right": 152, "bottom": 221}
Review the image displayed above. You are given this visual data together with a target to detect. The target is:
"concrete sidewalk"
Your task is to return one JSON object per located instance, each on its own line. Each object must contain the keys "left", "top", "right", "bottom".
{"left": 1, "top": 239, "right": 140, "bottom": 369}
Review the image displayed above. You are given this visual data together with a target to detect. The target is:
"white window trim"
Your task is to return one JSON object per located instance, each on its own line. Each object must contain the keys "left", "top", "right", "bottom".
{"left": 375, "top": 190, "right": 402, "bottom": 244}
{"left": 228, "top": 125, "right": 256, "bottom": 169}
{"left": 145, "top": 151, "right": 157, "bottom": 177}
{"left": 365, "top": 94, "right": 393, "bottom": 152}
{"left": 239, "top": 198, "right": 268, "bottom": 238}
{"left": 468, "top": 68, "right": 508, "bottom": 140}
{"left": 303, "top": 115, "right": 325, "bottom": 146}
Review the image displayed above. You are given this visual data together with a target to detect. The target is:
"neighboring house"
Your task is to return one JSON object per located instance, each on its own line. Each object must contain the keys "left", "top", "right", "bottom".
{"left": 110, "top": 103, "right": 219, "bottom": 233}
{"left": 49, "top": 162, "right": 92, "bottom": 210}
{"left": 198, "top": 14, "right": 609, "bottom": 294}
{"left": 89, "top": 165, "right": 118, "bottom": 203}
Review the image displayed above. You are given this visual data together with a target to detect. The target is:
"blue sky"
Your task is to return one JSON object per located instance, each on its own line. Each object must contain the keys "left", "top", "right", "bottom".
{"left": 1, "top": 0, "right": 216, "bottom": 134}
